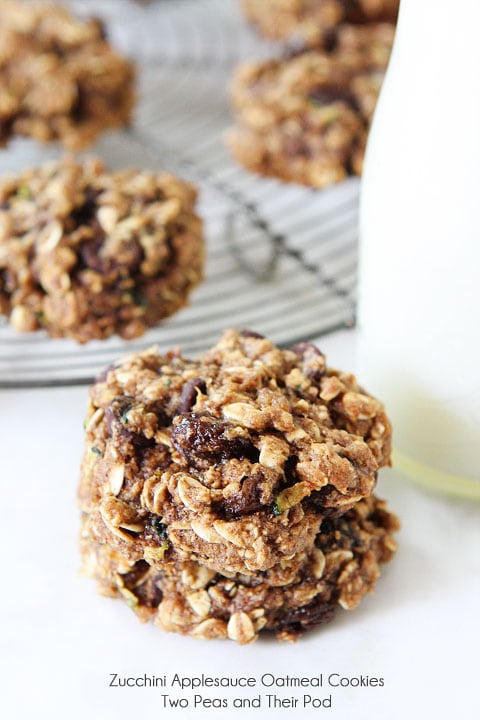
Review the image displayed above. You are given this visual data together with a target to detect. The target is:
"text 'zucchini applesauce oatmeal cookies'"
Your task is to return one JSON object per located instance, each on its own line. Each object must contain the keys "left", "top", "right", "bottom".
{"left": 0, "top": 0, "right": 134, "bottom": 149}
{"left": 0, "top": 157, "right": 205, "bottom": 343}
{"left": 241, "top": 0, "right": 399, "bottom": 45}
{"left": 79, "top": 329, "right": 399, "bottom": 642}
{"left": 228, "top": 23, "right": 394, "bottom": 188}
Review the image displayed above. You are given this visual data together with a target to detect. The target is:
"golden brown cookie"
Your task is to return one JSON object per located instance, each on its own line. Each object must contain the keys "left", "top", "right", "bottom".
{"left": 78, "top": 330, "right": 392, "bottom": 576}
{"left": 0, "top": 157, "right": 204, "bottom": 342}
{"left": 80, "top": 493, "right": 399, "bottom": 643}
{"left": 228, "top": 23, "right": 394, "bottom": 188}
{"left": 0, "top": 0, "right": 134, "bottom": 149}
{"left": 241, "top": 0, "right": 399, "bottom": 45}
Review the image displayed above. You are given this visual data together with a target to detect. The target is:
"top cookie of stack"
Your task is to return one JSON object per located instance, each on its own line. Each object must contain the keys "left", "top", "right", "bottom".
{"left": 80, "top": 329, "right": 392, "bottom": 576}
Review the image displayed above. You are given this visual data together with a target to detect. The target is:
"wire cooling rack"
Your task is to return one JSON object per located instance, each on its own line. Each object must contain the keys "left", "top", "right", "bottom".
{"left": 0, "top": 0, "right": 358, "bottom": 388}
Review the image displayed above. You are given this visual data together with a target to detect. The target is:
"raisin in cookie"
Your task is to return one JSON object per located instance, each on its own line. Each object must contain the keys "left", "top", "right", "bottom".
{"left": 80, "top": 493, "right": 399, "bottom": 643}
{"left": 228, "top": 23, "right": 394, "bottom": 188}
{"left": 78, "top": 330, "right": 392, "bottom": 576}
{"left": 0, "top": 157, "right": 204, "bottom": 342}
{"left": 241, "top": 0, "right": 399, "bottom": 45}
{"left": 0, "top": 0, "right": 134, "bottom": 149}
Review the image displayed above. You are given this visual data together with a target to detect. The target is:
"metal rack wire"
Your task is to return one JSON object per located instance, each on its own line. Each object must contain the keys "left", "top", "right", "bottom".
{"left": 0, "top": 0, "right": 359, "bottom": 388}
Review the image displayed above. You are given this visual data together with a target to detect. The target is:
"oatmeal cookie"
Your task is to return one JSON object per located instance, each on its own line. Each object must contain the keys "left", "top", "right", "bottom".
{"left": 228, "top": 23, "right": 394, "bottom": 188}
{"left": 0, "top": 157, "right": 204, "bottom": 343}
{"left": 80, "top": 494, "right": 399, "bottom": 643}
{"left": 241, "top": 0, "right": 399, "bottom": 45}
{"left": 0, "top": 0, "right": 134, "bottom": 149}
{"left": 78, "top": 330, "right": 392, "bottom": 575}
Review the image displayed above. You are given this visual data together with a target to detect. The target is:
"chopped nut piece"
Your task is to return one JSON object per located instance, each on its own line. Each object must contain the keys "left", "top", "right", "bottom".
{"left": 97, "top": 206, "right": 119, "bottom": 234}
{"left": 144, "top": 544, "right": 169, "bottom": 563}
{"left": 109, "top": 464, "right": 125, "bottom": 496}
{"left": 227, "top": 612, "right": 256, "bottom": 644}
{"left": 311, "top": 548, "right": 326, "bottom": 579}
{"left": 99, "top": 496, "right": 142, "bottom": 542}
{"left": 258, "top": 435, "right": 290, "bottom": 471}
{"left": 181, "top": 564, "right": 216, "bottom": 590}
{"left": 86, "top": 408, "right": 105, "bottom": 431}
{"left": 38, "top": 222, "right": 63, "bottom": 254}
{"left": 9, "top": 304, "right": 36, "bottom": 332}
{"left": 176, "top": 473, "right": 211, "bottom": 512}
{"left": 190, "top": 619, "right": 228, "bottom": 640}
{"left": 274, "top": 481, "right": 312, "bottom": 513}
{"left": 213, "top": 520, "right": 248, "bottom": 548}
{"left": 342, "top": 391, "right": 381, "bottom": 421}
{"left": 320, "top": 376, "right": 346, "bottom": 402}
{"left": 190, "top": 520, "right": 223, "bottom": 544}
{"left": 223, "top": 403, "right": 266, "bottom": 430}
{"left": 187, "top": 590, "right": 212, "bottom": 618}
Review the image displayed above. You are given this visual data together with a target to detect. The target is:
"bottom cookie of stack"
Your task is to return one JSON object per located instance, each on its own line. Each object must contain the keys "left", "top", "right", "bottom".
{"left": 80, "top": 494, "right": 399, "bottom": 644}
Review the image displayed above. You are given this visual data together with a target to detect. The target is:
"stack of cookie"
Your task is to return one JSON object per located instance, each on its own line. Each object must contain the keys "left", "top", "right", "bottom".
{"left": 228, "top": 1, "right": 399, "bottom": 187}
{"left": 79, "top": 329, "right": 399, "bottom": 643}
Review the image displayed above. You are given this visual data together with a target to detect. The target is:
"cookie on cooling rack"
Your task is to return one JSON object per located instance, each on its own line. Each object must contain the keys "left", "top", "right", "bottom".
{"left": 227, "top": 23, "right": 394, "bottom": 188}
{"left": 80, "top": 493, "right": 398, "bottom": 643}
{"left": 78, "top": 329, "right": 392, "bottom": 579}
{"left": 0, "top": 0, "right": 134, "bottom": 149}
{"left": 0, "top": 157, "right": 204, "bottom": 343}
{"left": 241, "top": 0, "right": 399, "bottom": 45}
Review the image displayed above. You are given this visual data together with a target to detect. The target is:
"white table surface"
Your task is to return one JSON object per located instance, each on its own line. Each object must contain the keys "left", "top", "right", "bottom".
{"left": 1, "top": 328, "right": 478, "bottom": 720}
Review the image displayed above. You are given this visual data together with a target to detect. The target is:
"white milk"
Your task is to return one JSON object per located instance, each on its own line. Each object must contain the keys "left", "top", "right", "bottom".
{"left": 357, "top": 0, "right": 480, "bottom": 497}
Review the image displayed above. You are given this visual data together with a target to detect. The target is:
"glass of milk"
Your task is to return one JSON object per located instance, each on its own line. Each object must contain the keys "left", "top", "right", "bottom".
{"left": 357, "top": 0, "right": 480, "bottom": 498}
